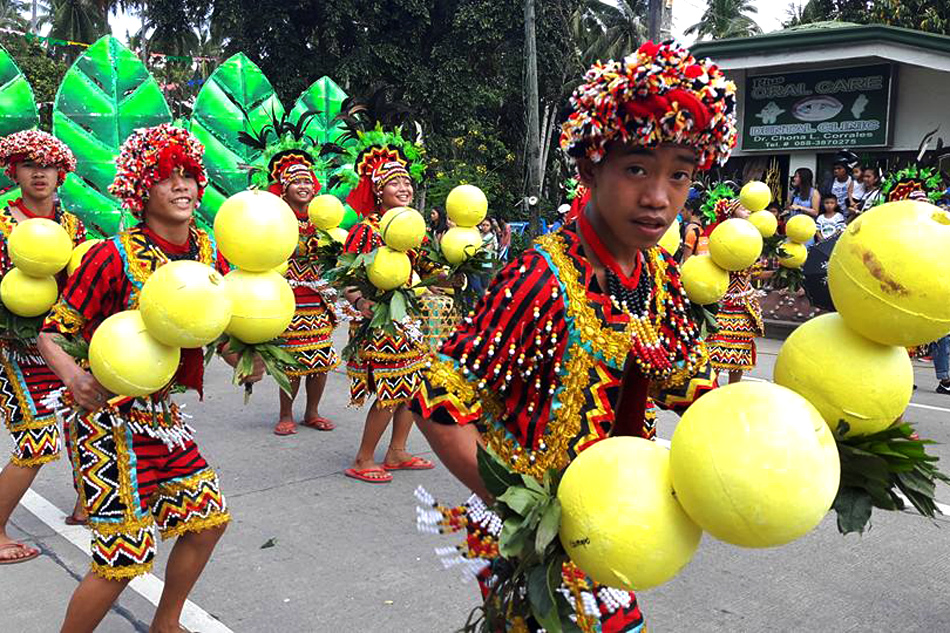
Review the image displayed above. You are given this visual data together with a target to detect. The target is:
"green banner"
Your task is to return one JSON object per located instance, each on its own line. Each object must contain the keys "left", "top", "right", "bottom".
{"left": 742, "top": 63, "right": 894, "bottom": 151}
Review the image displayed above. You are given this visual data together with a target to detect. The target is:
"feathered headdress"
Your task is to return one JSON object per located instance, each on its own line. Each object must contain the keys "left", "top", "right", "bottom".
{"left": 321, "top": 90, "right": 425, "bottom": 216}
{"left": 560, "top": 40, "right": 738, "bottom": 171}
{"left": 237, "top": 108, "right": 325, "bottom": 197}
{"left": 881, "top": 165, "right": 945, "bottom": 204}
{"left": 0, "top": 129, "right": 76, "bottom": 186}
{"left": 700, "top": 182, "right": 738, "bottom": 225}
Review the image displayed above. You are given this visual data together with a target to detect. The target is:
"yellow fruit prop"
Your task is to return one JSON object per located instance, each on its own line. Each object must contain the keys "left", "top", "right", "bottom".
{"left": 739, "top": 180, "right": 772, "bottom": 212}
{"left": 829, "top": 200, "right": 950, "bottom": 347}
{"left": 748, "top": 210, "right": 777, "bottom": 238}
{"left": 708, "top": 218, "right": 763, "bottom": 271}
{"left": 446, "top": 184, "right": 488, "bottom": 227}
{"left": 67, "top": 239, "right": 102, "bottom": 276}
{"left": 558, "top": 437, "right": 702, "bottom": 591}
{"left": 774, "top": 313, "right": 913, "bottom": 437}
{"left": 139, "top": 261, "right": 232, "bottom": 348}
{"left": 680, "top": 254, "right": 729, "bottom": 305}
{"left": 223, "top": 270, "right": 295, "bottom": 344}
{"left": 658, "top": 218, "right": 681, "bottom": 254}
{"left": 89, "top": 310, "right": 181, "bottom": 398}
{"left": 273, "top": 261, "right": 289, "bottom": 276}
{"left": 1, "top": 269, "right": 58, "bottom": 317}
{"left": 307, "top": 195, "right": 345, "bottom": 230}
{"left": 367, "top": 246, "right": 412, "bottom": 291}
{"left": 214, "top": 190, "right": 298, "bottom": 272}
{"left": 8, "top": 218, "right": 73, "bottom": 276}
{"left": 380, "top": 207, "right": 426, "bottom": 251}
{"left": 670, "top": 382, "right": 840, "bottom": 548}
{"left": 328, "top": 227, "right": 348, "bottom": 244}
{"left": 409, "top": 271, "right": 427, "bottom": 297}
{"left": 785, "top": 214, "right": 817, "bottom": 244}
{"left": 441, "top": 226, "right": 482, "bottom": 265}
{"left": 778, "top": 241, "right": 808, "bottom": 269}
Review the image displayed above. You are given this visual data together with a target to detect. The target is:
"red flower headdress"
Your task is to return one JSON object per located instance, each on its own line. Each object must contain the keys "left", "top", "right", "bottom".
{"left": 346, "top": 146, "right": 411, "bottom": 217}
{"left": 0, "top": 129, "right": 77, "bottom": 185}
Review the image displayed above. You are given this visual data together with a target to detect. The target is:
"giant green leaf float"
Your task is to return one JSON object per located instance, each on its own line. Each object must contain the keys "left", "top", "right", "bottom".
{"left": 53, "top": 36, "right": 171, "bottom": 236}
{"left": 189, "top": 53, "right": 284, "bottom": 226}
{"left": 290, "top": 76, "right": 348, "bottom": 147}
{"left": 0, "top": 43, "right": 40, "bottom": 197}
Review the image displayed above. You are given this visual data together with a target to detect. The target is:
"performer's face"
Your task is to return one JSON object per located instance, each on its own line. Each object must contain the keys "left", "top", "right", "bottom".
{"left": 577, "top": 142, "right": 695, "bottom": 252}
{"left": 379, "top": 176, "right": 413, "bottom": 210}
{"left": 285, "top": 179, "right": 315, "bottom": 208}
{"left": 14, "top": 161, "right": 58, "bottom": 201}
{"left": 146, "top": 170, "right": 198, "bottom": 225}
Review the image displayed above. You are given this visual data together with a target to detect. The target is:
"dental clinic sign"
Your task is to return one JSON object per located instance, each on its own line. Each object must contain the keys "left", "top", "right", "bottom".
{"left": 743, "top": 63, "right": 894, "bottom": 151}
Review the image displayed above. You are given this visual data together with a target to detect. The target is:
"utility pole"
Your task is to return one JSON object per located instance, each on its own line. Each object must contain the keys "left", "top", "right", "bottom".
{"left": 648, "top": 0, "right": 662, "bottom": 42}
{"left": 30, "top": 0, "right": 38, "bottom": 33}
{"left": 524, "top": 0, "right": 542, "bottom": 237}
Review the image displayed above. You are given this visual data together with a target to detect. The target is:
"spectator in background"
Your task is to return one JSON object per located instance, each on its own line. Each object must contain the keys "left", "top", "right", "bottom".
{"left": 816, "top": 193, "right": 848, "bottom": 242}
{"left": 429, "top": 206, "right": 449, "bottom": 239}
{"left": 766, "top": 200, "right": 785, "bottom": 235}
{"left": 680, "top": 203, "right": 705, "bottom": 262}
{"left": 931, "top": 335, "right": 950, "bottom": 395}
{"left": 848, "top": 164, "right": 866, "bottom": 210}
{"left": 826, "top": 160, "right": 854, "bottom": 211}
{"left": 786, "top": 167, "right": 821, "bottom": 218}
{"left": 479, "top": 218, "right": 499, "bottom": 259}
{"left": 549, "top": 203, "right": 571, "bottom": 233}
{"left": 854, "top": 167, "right": 883, "bottom": 219}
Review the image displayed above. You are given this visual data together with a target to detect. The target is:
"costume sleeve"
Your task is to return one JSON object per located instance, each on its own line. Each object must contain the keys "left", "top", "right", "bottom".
{"left": 650, "top": 357, "right": 717, "bottom": 413}
{"left": 411, "top": 250, "right": 569, "bottom": 441}
{"left": 343, "top": 222, "right": 382, "bottom": 255}
{"left": 43, "top": 240, "right": 123, "bottom": 340}
{"left": 214, "top": 251, "right": 230, "bottom": 276}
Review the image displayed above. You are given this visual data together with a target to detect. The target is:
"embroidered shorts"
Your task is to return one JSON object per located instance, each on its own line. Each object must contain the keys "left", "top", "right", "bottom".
{"left": 0, "top": 348, "right": 63, "bottom": 467}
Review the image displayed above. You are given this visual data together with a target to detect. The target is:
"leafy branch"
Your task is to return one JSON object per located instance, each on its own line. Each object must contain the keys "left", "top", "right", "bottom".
{"left": 0, "top": 301, "right": 46, "bottom": 346}
{"left": 207, "top": 334, "right": 303, "bottom": 404}
{"left": 689, "top": 302, "right": 719, "bottom": 338}
{"left": 833, "top": 421, "right": 950, "bottom": 535}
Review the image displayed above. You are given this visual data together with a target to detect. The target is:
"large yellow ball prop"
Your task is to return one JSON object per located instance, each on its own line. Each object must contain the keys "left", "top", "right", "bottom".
{"left": 89, "top": 310, "right": 181, "bottom": 398}
{"left": 307, "top": 195, "right": 345, "bottom": 230}
{"left": 748, "top": 210, "right": 777, "bottom": 238}
{"left": 670, "top": 382, "right": 840, "bottom": 548}
{"left": 67, "top": 239, "right": 103, "bottom": 276}
{"left": 558, "top": 437, "right": 701, "bottom": 591}
{"left": 658, "top": 218, "right": 681, "bottom": 255}
{"left": 367, "top": 246, "right": 412, "bottom": 291}
{"left": 441, "top": 226, "right": 482, "bottom": 265}
{"left": 1, "top": 269, "right": 58, "bottom": 317}
{"left": 445, "top": 184, "right": 488, "bottom": 227}
{"left": 778, "top": 241, "right": 808, "bottom": 269}
{"left": 328, "top": 227, "right": 348, "bottom": 244}
{"left": 829, "top": 200, "right": 950, "bottom": 347}
{"left": 681, "top": 254, "right": 729, "bottom": 305}
{"left": 775, "top": 313, "right": 913, "bottom": 438}
{"left": 139, "top": 261, "right": 232, "bottom": 348}
{"left": 214, "top": 190, "right": 298, "bottom": 272}
{"left": 380, "top": 207, "right": 426, "bottom": 252}
{"left": 739, "top": 181, "right": 772, "bottom": 212}
{"left": 708, "top": 218, "right": 763, "bottom": 271}
{"left": 785, "top": 214, "right": 817, "bottom": 244}
{"left": 8, "top": 218, "right": 73, "bottom": 276}
{"left": 223, "top": 270, "right": 295, "bottom": 344}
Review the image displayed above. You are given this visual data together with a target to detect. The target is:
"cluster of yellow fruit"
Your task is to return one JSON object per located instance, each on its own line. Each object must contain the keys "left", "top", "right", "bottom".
{"left": 441, "top": 185, "right": 488, "bottom": 265}
{"left": 680, "top": 181, "right": 769, "bottom": 305}
{"left": 779, "top": 215, "right": 816, "bottom": 269}
{"left": 366, "top": 206, "right": 427, "bottom": 291}
{"left": 87, "top": 191, "right": 298, "bottom": 398}
{"left": 1, "top": 219, "right": 74, "bottom": 317}
{"left": 775, "top": 199, "right": 950, "bottom": 437}
{"left": 307, "top": 194, "right": 350, "bottom": 245}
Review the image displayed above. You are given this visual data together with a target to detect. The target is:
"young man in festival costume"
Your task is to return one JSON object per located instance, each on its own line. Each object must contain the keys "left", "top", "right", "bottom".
{"left": 411, "top": 41, "right": 735, "bottom": 631}
{"left": 36, "top": 124, "right": 262, "bottom": 633}
{"left": 0, "top": 129, "right": 88, "bottom": 564}
{"left": 263, "top": 140, "right": 341, "bottom": 436}
{"left": 333, "top": 134, "right": 435, "bottom": 484}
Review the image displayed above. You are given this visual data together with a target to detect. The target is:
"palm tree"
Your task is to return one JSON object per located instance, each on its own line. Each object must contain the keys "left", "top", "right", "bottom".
{"left": 0, "top": 0, "right": 28, "bottom": 31}
{"left": 685, "top": 0, "right": 763, "bottom": 40}
{"left": 48, "top": 0, "right": 108, "bottom": 44}
{"left": 572, "top": 0, "right": 648, "bottom": 66}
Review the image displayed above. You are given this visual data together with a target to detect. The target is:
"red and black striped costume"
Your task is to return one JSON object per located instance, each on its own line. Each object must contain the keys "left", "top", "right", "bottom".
{"left": 43, "top": 224, "right": 230, "bottom": 580}
{"left": 0, "top": 199, "right": 85, "bottom": 467}
{"left": 343, "top": 216, "right": 427, "bottom": 408}
{"left": 278, "top": 214, "right": 340, "bottom": 376}
{"left": 411, "top": 226, "right": 717, "bottom": 632}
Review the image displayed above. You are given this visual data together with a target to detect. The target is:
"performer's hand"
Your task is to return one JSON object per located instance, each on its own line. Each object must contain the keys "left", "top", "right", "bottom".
{"left": 66, "top": 370, "right": 113, "bottom": 411}
{"left": 356, "top": 297, "right": 375, "bottom": 319}
{"left": 240, "top": 355, "right": 266, "bottom": 385}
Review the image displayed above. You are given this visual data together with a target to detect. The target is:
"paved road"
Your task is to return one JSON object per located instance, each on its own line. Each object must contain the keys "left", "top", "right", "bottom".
{"left": 2, "top": 332, "right": 949, "bottom": 632}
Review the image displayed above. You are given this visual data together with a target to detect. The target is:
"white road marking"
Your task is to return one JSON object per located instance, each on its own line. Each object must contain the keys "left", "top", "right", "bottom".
{"left": 744, "top": 375, "right": 950, "bottom": 413}
{"left": 20, "top": 489, "right": 234, "bottom": 633}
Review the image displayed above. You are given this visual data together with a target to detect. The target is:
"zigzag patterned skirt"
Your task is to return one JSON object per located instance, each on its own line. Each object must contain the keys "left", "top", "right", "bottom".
{"left": 347, "top": 323, "right": 427, "bottom": 409}
{"left": 0, "top": 341, "right": 63, "bottom": 467}
{"left": 278, "top": 288, "right": 340, "bottom": 377}
{"left": 707, "top": 298, "right": 764, "bottom": 372}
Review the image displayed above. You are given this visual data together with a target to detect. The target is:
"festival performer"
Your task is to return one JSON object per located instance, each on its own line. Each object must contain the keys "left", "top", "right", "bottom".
{"left": 249, "top": 126, "right": 341, "bottom": 436}
{"left": 331, "top": 130, "right": 435, "bottom": 484}
{"left": 704, "top": 189, "right": 764, "bottom": 385}
{"left": 36, "top": 124, "right": 262, "bottom": 632}
{"left": 0, "top": 130, "right": 87, "bottom": 564}
{"left": 411, "top": 40, "right": 733, "bottom": 630}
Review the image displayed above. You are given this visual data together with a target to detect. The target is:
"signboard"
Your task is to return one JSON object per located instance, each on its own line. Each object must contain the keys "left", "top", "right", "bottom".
{"left": 743, "top": 63, "right": 894, "bottom": 151}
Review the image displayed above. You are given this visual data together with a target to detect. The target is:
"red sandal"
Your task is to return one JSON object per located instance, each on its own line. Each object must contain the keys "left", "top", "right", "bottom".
{"left": 383, "top": 456, "right": 435, "bottom": 471}
{"left": 0, "top": 542, "right": 39, "bottom": 564}
{"left": 344, "top": 467, "right": 393, "bottom": 484}
{"left": 273, "top": 419, "right": 297, "bottom": 436}
{"left": 301, "top": 416, "right": 335, "bottom": 431}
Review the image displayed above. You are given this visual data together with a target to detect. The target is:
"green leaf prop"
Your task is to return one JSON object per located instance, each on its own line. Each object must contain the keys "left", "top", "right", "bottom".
{"left": 290, "top": 76, "right": 353, "bottom": 201}
{"left": 0, "top": 43, "right": 40, "bottom": 196}
{"left": 189, "top": 53, "right": 284, "bottom": 227}
{"left": 53, "top": 36, "right": 172, "bottom": 237}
